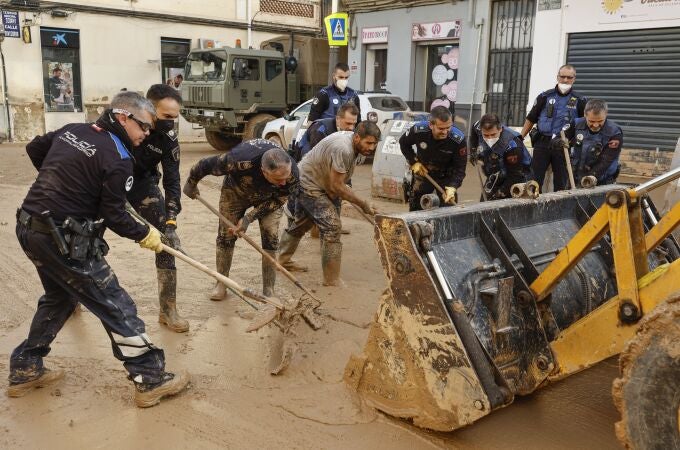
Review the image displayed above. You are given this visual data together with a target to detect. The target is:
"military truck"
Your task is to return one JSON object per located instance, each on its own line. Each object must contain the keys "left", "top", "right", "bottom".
{"left": 180, "top": 44, "right": 299, "bottom": 151}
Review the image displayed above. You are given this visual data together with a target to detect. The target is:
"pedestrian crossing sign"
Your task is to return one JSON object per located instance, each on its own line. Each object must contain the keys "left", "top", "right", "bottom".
{"left": 324, "top": 12, "right": 348, "bottom": 46}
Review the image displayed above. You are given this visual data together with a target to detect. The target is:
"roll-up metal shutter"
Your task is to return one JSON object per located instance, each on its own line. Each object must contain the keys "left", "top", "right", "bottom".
{"left": 567, "top": 27, "right": 680, "bottom": 152}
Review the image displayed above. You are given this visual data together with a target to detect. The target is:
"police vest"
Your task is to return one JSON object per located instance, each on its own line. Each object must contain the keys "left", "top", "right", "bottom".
{"left": 480, "top": 127, "right": 530, "bottom": 177}
{"left": 319, "top": 85, "right": 358, "bottom": 120}
{"left": 571, "top": 118, "right": 622, "bottom": 182}
{"left": 537, "top": 89, "right": 581, "bottom": 136}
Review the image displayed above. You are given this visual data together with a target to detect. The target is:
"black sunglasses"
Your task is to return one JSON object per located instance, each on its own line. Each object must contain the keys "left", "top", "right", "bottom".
{"left": 112, "top": 108, "right": 153, "bottom": 132}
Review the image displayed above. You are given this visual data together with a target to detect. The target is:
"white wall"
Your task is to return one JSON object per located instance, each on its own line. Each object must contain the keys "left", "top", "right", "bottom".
{"left": 528, "top": 0, "right": 680, "bottom": 113}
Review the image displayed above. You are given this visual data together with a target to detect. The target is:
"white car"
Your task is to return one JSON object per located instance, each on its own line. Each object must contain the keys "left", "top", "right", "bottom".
{"left": 260, "top": 92, "right": 413, "bottom": 150}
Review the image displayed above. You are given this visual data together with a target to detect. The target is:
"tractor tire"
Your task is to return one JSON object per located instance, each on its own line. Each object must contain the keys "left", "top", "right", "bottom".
{"left": 205, "top": 130, "right": 241, "bottom": 152}
{"left": 243, "top": 113, "right": 276, "bottom": 141}
{"left": 265, "top": 133, "right": 283, "bottom": 148}
{"left": 612, "top": 293, "right": 680, "bottom": 450}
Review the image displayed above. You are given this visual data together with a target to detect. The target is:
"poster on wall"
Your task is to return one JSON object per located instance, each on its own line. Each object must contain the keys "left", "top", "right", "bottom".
{"left": 428, "top": 45, "right": 459, "bottom": 112}
{"left": 412, "top": 20, "right": 461, "bottom": 41}
{"left": 599, "top": 0, "right": 680, "bottom": 23}
{"left": 46, "top": 61, "right": 75, "bottom": 112}
{"left": 167, "top": 67, "right": 185, "bottom": 89}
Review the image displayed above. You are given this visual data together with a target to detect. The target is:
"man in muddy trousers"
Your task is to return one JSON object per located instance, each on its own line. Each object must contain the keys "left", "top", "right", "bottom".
{"left": 278, "top": 122, "right": 381, "bottom": 286}
{"left": 183, "top": 140, "right": 299, "bottom": 300}
{"left": 399, "top": 106, "right": 467, "bottom": 211}
{"left": 127, "top": 84, "right": 188, "bottom": 333}
{"left": 8, "top": 91, "right": 189, "bottom": 407}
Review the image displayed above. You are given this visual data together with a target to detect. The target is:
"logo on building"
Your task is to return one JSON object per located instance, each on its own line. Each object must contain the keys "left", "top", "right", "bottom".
{"left": 601, "top": 0, "right": 624, "bottom": 14}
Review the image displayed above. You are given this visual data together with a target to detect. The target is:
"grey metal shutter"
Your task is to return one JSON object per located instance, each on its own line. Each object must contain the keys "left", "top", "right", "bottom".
{"left": 567, "top": 27, "right": 680, "bottom": 152}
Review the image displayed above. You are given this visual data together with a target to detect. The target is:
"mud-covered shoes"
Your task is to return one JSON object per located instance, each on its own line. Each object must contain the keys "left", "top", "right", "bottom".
{"left": 7, "top": 368, "right": 65, "bottom": 398}
{"left": 134, "top": 370, "right": 190, "bottom": 408}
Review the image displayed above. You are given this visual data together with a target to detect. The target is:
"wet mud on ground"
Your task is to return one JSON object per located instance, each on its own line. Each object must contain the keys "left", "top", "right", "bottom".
{"left": 0, "top": 143, "right": 636, "bottom": 448}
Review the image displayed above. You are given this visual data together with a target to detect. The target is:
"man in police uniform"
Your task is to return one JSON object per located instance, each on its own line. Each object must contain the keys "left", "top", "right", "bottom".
{"left": 521, "top": 64, "right": 587, "bottom": 191}
{"left": 8, "top": 91, "right": 189, "bottom": 407}
{"left": 470, "top": 114, "right": 533, "bottom": 200}
{"left": 308, "top": 62, "right": 361, "bottom": 122}
{"left": 183, "top": 140, "right": 298, "bottom": 301}
{"left": 278, "top": 122, "right": 380, "bottom": 286}
{"left": 562, "top": 99, "right": 623, "bottom": 187}
{"left": 127, "top": 84, "right": 188, "bottom": 333}
{"left": 294, "top": 103, "right": 359, "bottom": 161}
{"left": 399, "top": 106, "right": 467, "bottom": 211}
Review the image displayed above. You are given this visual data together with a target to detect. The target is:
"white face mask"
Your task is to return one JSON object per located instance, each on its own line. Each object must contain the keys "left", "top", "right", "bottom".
{"left": 558, "top": 83, "right": 572, "bottom": 94}
{"left": 335, "top": 79, "right": 349, "bottom": 91}
{"left": 484, "top": 137, "right": 499, "bottom": 148}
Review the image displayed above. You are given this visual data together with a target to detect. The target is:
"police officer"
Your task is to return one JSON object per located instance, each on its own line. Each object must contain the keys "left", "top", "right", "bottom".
{"left": 308, "top": 62, "right": 361, "bottom": 122}
{"left": 399, "top": 106, "right": 467, "bottom": 211}
{"left": 295, "top": 103, "right": 359, "bottom": 161}
{"left": 278, "top": 124, "right": 380, "bottom": 286}
{"left": 470, "top": 114, "right": 532, "bottom": 200}
{"left": 183, "top": 140, "right": 298, "bottom": 301}
{"left": 127, "top": 84, "right": 188, "bottom": 333}
{"left": 8, "top": 91, "right": 189, "bottom": 406}
{"left": 562, "top": 99, "right": 623, "bottom": 187}
{"left": 521, "top": 64, "right": 587, "bottom": 191}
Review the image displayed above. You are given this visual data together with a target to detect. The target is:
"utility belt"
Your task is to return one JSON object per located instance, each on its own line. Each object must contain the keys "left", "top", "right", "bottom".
{"left": 17, "top": 209, "right": 109, "bottom": 261}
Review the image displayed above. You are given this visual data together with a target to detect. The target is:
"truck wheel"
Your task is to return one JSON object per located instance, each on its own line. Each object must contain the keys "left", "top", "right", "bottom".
{"left": 612, "top": 293, "right": 680, "bottom": 449}
{"left": 243, "top": 114, "right": 276, "bottom": 141}
{"left": 205, "top": 130, "right": 240, "bottom": 152}
{"left": 266, "top": 133, "right": 283, "bottom": 148}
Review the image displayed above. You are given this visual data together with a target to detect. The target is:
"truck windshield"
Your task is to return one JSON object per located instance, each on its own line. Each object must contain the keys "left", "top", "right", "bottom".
{"left": 186, "top": 51, "right": 227, "bottom": 81}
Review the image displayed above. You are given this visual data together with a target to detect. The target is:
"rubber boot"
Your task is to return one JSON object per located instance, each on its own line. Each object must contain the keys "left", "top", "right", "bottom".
{"left": 262, "top": 250, "right": 277, "bottom": 297}
{"left": 278, "top": 231, "right": 307, "bottom": 272}
{"left": 321, "top": 240, "right": 343, "bottom": 286}
{"left": 157, "top": 269, "right": 189, "bottom": 333}
{"left": 134, "top": 370, "right": 190, "bottom": 408}
{"left": 211, "top": 246, "right": 234, "bottom": 301}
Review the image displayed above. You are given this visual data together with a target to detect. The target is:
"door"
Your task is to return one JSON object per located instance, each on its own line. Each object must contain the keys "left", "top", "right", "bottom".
{"left": 425, "top": 43, "right": 459, "bottom": 111}
{"left": 229, "top": 56, "right": 262, "bottom": 109}
{"left": 373, "top": 49, "right": 388, "bottom": 91}
{"left": 486, "top": 0, "right": 535, "bottom": 126}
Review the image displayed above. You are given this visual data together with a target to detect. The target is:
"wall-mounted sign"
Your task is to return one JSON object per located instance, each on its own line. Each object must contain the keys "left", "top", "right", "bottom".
{"left": 199, "top": 38, "right": 222, "bottom": 49}
{"left": 538, "top": 0, "right": 561, "bottom": 11}
{"left": 324, "top": 12, "right": 348, "bottom": 46}
{"left": 598, "top": 0, "right": 680, "bottom": 23}
{"left": 1, "top": 10, "right": 20, "bottom": 38}
{"left": 412, "top": 20, "right": 461, "bottom": 41}
{"left": 361, "top": 26, "right": 388, "bottom": 44}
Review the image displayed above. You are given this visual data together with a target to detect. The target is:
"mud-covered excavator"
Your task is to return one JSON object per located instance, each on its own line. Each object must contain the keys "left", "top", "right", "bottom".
{"left": 346, "top": 168, "right": 680, "bottom": 449}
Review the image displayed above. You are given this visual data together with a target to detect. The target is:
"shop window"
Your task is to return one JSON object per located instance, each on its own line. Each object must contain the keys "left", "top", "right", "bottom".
{"left": 265, "top": 59, "right": 283, "bottom": 81}
{"left": 40, "top": 27, "right": 81, "bottom": 112}
{"left": 161, "top": 37, "right": 190, "bottom": 88}
{"left": 232, "top": 58, "right": 259, "bottom": 81}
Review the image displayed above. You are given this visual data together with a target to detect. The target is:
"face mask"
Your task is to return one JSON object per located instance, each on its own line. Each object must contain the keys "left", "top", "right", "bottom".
{"left": 557, "top": 83, "right": 572, "bottom": 94}
{"left": 335, "top": 79, "right": 349, "bottom": 91}
{"left": 155, "top": 119, "right": 175, "bottom": 133}
{"left": 484, "top": 137, "right": 499, "bottom": 148}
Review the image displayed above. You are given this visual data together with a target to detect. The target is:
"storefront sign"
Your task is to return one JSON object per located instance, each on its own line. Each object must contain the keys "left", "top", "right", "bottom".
{"left": 538, "top": 0, "right": 562, "bottom": 11}
{"left": 1, "top": 10, "right": 20, "bottom": 38}
{"left": 599, "top": 0, "right": 680, "bottom": 23}
{"left": 361, "top": 26, "right": 388, "bottom": 44}
{"left": 412, "top": 20, "right": 461, "bottom": 41}
{"left": 40, "top": 27, "right": 80, "bottom": 48}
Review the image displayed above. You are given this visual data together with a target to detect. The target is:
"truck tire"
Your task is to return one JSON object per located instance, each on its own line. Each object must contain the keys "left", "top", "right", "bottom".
{"left": 205, "top": 130, "right": 240, "bottom": 152}
{"left": 243, "top": 113, "right": 276, "bottom": 141}
{"left": 612, "top": 293, "right": 680, "bottom": 450}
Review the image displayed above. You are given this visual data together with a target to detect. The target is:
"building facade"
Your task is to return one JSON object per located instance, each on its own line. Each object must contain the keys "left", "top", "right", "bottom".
{"left": 0, "top": 0, "right": 320, "bottom": 142}
{"left": 529, "top": 0, "right": 680, "bottom": 176}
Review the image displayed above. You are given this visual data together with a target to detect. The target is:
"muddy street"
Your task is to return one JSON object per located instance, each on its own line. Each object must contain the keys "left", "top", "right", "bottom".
{"left": 0, "top": 142, "right": 624, "bottom": 449}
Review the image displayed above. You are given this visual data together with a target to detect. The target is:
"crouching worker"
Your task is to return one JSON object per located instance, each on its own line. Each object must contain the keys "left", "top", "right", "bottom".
{"left": 8, "top": 91, "right": 189, "bottom": 407}
{"left": 183, "top": 139, "right": 299, "bottom": 300}
{"left": 469, "top": 113, "right": 532, "bottom": 200}
{"left": 278, "top": 122, "right": 381, "bottom": 286}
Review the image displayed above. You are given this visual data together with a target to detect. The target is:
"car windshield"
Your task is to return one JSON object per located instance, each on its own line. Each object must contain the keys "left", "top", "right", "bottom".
{"left": 367, "top": 96, "right": 409, "bottom": 111}
{"left": 292, "top": 101, "right": 312, "bottom": 118}
{"left": 186, "top": 51, "right": 228, "bottom": 81}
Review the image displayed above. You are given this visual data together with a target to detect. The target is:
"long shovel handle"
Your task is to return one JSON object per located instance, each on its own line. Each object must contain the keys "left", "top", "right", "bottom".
{"left": 560, "top": 130, "right": 577, "bottom": 190}
{"left": 349, "top": 202, "right": 376, "bottom": 226}
{"left": 422, "top": 172, "right": 446, "bottom": 195}
{"left": 475, "top": 164, "right": 488, "bottom": 201}
{"left": 161, "top": 244, "right": 284, "bottom": 310}
{"left": 195, "top": 195, "right": 321, "bottom": 305}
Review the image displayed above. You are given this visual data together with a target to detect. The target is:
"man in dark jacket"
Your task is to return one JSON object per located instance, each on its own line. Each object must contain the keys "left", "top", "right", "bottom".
{"left": 8, "top": 91, "right": 189, "bottom": 407}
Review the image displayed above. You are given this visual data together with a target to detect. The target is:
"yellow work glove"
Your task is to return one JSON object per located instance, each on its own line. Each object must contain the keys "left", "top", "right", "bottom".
{"left": 443, "top": 186, "right": 457, "bottom": 205}
{"left": 411, "top": 161, "right": 428, "bottom": 176}
{"left": 138, "top": 227, "right": 163, "bottom": 253}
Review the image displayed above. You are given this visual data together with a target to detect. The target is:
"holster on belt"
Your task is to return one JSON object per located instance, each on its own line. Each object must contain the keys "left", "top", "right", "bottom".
{"left": 62, "top": 216, "right": 109, "bottom": 261}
